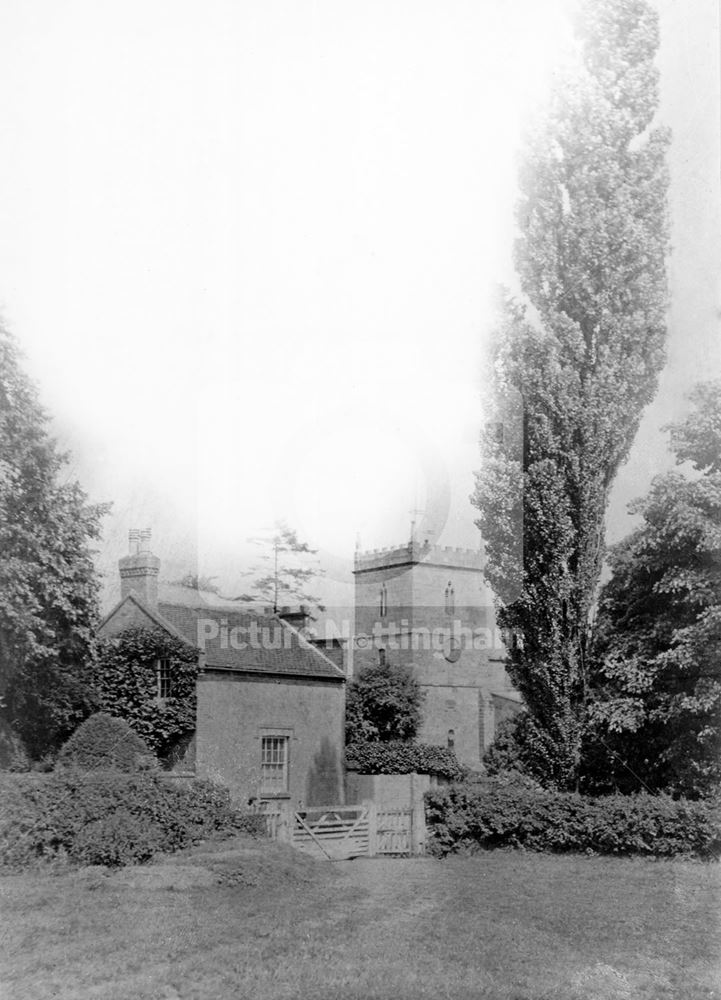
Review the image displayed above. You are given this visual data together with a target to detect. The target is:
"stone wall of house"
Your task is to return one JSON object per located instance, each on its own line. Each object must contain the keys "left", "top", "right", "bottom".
{"left": 196, "top": 671, "right": 345, "bottom": 808}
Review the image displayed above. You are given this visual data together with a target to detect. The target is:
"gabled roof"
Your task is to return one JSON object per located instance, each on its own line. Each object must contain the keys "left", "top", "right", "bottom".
{"left": 158, "top": 602, "right": 345, "bottom": 681}
{"left": 98, "top": 591, "right": 345, "bottom": 681}
{"left": 97, "top": 592, "right": 190, "bottom": 642}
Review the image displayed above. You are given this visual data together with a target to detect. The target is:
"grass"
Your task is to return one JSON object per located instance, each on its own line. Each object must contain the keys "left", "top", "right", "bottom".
{"left": 0, "top": 836, "right": 719, "bottom": 1000}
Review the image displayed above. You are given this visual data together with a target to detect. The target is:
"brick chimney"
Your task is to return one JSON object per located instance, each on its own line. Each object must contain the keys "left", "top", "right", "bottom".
{"left": 119, "top": 528, "right": 160, "bottom": 607}
{"left": 278, "top": 604, "right": 313, "bottom": 632}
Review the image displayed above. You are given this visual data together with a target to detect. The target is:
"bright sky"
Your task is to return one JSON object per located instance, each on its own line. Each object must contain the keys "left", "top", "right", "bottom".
{"left": 0, "top": 0, "right": 718, "bottom": 606}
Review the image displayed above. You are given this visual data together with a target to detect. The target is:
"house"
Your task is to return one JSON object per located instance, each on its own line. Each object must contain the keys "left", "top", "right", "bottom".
{"left": 98, "top": 530, "right": 346, "bottom": 808}
{"left": 353, "top": 537, "right": 522, "bottom": 768}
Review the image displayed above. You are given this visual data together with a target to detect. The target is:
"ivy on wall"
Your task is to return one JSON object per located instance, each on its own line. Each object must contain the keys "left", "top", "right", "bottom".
{"left": 91, "top": 627, "right": 198, "bottom": 758}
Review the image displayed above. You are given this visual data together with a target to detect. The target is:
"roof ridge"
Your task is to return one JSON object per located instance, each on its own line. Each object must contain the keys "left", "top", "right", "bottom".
{"left": 158, "top": 600, "right": 266, "bottom": 616}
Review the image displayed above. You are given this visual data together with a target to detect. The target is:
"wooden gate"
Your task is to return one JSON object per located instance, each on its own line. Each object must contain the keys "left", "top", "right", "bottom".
{"left": 254, "top": 800, "right": 425, "bottom": 858}
{"left": 292, "top": 805, "right": 371, "bottom": 860}
{"left": 376, "top": 808, "right": 412, "bottom": 855}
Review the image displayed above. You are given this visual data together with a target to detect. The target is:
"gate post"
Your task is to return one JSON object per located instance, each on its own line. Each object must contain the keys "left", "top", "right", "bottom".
{"left": 366, "top": 800, "right": 377, "bottom": 857}
{"left": 410, "top": 772, "right": 426, "bottom": 855}
{"left": 278, "top": 800, "right": 293, "bottom": 843}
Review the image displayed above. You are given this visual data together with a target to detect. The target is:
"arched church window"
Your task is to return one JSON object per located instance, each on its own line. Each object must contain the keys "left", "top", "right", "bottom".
{"left": 447, "top": 729, "right": 455, "bottom": 750}
{"left": 444, "top": 581, "right": 455, "bottom": 615}
{"left": 378, "top": 647, "right": 386, "bottom": 667}
{"left": 380, "top": 583, "right": 388, "bottom": 617}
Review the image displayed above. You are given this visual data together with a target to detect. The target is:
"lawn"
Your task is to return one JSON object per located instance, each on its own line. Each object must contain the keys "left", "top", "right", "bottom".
{"left": 0, "top": 836, "right": 718, "bottom": 1000}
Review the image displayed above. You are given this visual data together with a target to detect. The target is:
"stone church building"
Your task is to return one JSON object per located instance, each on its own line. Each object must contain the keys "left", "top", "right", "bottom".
{"left": 353, "top": 538, "right": 521, "bottom": 768}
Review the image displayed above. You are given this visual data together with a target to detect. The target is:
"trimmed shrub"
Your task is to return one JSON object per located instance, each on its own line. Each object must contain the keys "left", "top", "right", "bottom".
{"left": 424, "top": 776, "right": 721, "bottom": 859}
{"left": 346, "top": 740, "right": 463, "bottom": 780}
{"left": 0, "top": 771, "right": 254, "bottom": 870}
{"left": 56, "top": 713, "right": 156, "bottom": 773}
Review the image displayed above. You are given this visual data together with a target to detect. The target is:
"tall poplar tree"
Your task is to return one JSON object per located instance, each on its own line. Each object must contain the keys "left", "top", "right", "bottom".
{"left": 472, "top": 0, "right": 670, "bottom": 788}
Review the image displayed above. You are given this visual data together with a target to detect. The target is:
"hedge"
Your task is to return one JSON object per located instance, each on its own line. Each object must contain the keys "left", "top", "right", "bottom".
{"left": 345, "top": 741, "right": 463, "bottom": 780}
{"left": 424, "top": 776, "right": 721, "bottom": 858}
{"left": 0, "top": 771, "right": 265, "bottom": 870}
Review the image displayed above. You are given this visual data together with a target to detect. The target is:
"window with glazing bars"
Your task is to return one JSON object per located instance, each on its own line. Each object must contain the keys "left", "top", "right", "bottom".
{"left": 157, "top": 658, "right": 172, "bottom": 699}
{"left": 260, "top": 736, "right": 289, "bottom": 794}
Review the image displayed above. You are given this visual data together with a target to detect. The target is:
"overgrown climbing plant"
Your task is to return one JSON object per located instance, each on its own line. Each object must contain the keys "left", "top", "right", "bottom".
{"left": 91, "top": 627, "right": 198, "bottom": 758}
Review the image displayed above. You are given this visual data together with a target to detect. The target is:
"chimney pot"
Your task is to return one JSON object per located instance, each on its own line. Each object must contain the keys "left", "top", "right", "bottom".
{"left": 119, "top": 529, "right": 160, "bottom": 607}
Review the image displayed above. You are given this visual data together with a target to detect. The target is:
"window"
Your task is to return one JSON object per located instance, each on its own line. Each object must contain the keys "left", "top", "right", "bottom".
{"left": 379, "top": 583, "right": 388, "bottom": 617}
{"left": 261, "top": 736, "right": 289, "bottom": 795}
{"left": 447, "top": 729, "right": 455, "bottom": 751}
{"left": 444, "top": 581, "right": 455, "bottom": 615}
{"left": 156, "top": 658, "right": 172, "bottom": 699}
{"left": 378, "top": 647, "right": 386, "bottom": 667}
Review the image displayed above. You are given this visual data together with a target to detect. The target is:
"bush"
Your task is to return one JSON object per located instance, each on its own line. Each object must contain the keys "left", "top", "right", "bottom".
{"left": 234, "top": 812, "right": 268, "bottom": 837}
{"left": 0, "top": 718, "right": 31, "bottom": 772}
{"left": 424, "top": 775, "right": 721, "bottom": 859}
{"left": 346, "top": 740, "right": 464, "bottom": 780}
{"left": 56, "top": 713, "right": 156, "bottom": 773}
{"left": 482, "top": 713, "right": 533, "bottom": 776}
{"left": 0, "top": 771, "right": 252, "bottom": 870}
{"left": 345, "top": 661, "right": 424, "bottom": 744}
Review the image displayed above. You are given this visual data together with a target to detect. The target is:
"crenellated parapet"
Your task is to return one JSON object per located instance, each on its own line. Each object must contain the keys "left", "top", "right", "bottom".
{"left": 354, "top": 540, "right": 484, "bottom": 574}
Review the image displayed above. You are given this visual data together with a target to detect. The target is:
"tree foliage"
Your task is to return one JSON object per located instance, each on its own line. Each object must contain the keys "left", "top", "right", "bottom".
{"left": 471, "top": 0, "right": 669, "bottom": 789}
{"left": 91, "top": 628, "right": 198, "bottom": 759}
{"left": 236, "top": 521, "right": 325, "bottom": 613}
{"left": 0, "top": 325, "right": 109, "bottom": 758}
{"left": 587, "top": 381, "right": 721, "bottom": 798}
{"left": 345, "top": 661, "right": 424, "bottom": 744}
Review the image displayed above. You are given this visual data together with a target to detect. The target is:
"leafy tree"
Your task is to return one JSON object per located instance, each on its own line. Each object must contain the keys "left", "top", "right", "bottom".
{"left": 587, "top": 382, "right": 721, "bottom": 798}
{"left": 471, "top": 0, "right": 670, "bottom": 789}
{"left": 90, "top": 627, "right": 199, "bottom": 759}
{"left": 482, "top": 712, "right": 533, "bottom": 776}
{"left": 236, "top": 521, "right": 325, "bottom": 613}
{"left": 0, "top": 325, "right": 109, "bottom": 758}
{"left": 345, "top": 661, "right": 424, "bottom": 744}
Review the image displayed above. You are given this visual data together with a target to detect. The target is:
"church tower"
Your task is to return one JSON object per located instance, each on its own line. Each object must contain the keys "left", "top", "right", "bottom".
{"left": 353, "top": 538, "right": 521, "bottom": 768}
